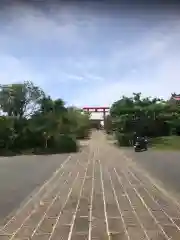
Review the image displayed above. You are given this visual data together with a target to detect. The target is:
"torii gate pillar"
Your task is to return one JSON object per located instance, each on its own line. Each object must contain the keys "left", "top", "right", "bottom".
{"left": 103, "top": 109, "right": 106, "bottom": 122}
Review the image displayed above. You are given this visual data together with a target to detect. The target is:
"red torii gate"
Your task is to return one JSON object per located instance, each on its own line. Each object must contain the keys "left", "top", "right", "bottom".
{"left": 82, "top": 107, "right": 110, "bottom": 121}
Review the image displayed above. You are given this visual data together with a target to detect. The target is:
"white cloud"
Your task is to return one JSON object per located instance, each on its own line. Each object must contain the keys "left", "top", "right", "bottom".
{"left": 1, "top": 3, "right": 180, "bottom": 115}
{"left": 0, "top": 55, "right": 31, "bottom": 83}
{"left": 0, "top": 3, "right": 101, "bottom": 88}
{"left": 78, "top": 58, "right": 180, "bottom": 108}
{"left": 73, "top": 20, "right": 180, "bottom": 107}
{"left": 0, "top": 3, "right": 88, "bottom": 53}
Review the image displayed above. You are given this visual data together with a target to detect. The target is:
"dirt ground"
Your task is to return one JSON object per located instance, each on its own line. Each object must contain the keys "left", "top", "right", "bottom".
{"left": 1, "top": 132, "right": 180, "bottom": 239}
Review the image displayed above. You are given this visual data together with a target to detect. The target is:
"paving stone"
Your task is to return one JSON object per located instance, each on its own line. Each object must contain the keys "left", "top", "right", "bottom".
{"left": 2, "top": 132, "right": 180, "bottom": 239}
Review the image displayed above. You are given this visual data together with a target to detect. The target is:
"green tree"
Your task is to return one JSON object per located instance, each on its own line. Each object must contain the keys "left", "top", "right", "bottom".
{"left": 66, "top": 107, "right": 90, "bottom": 138}
{"left": 0, "top": 81, "right": 45, "bottom": 118}
{"left": 0, "top": 81, "right": 91, "bottom": 155}
{"left": 110, "top": 93, "right": 180, "bottom": 146}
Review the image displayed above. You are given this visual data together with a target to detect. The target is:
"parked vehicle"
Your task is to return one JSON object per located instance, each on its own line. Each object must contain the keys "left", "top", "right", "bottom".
{"left": 134, "top": 136, "right": 148, "bottom": 152}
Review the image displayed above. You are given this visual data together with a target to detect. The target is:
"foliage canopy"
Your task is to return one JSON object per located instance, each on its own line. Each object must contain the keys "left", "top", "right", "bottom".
{"left": 0, "top": 81, "right": 90, "bottom": 155}
{"left": 107, "top": 92, "right": 180, "bottom": 146}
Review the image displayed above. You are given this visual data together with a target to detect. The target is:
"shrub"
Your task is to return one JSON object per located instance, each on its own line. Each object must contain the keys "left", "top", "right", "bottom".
{"left": 115, "top": 132, "right": 133, "bottom": 146}
{"left": 76, "top": 127, "right": 90, "bottom": 139}
{"left": 54, "top": 134, "right": 79, "bottom": 153}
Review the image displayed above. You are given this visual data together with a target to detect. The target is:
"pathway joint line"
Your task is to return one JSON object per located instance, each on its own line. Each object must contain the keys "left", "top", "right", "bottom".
{"left": 9, "top": 170, "right": 68, "bottom": 239}
{"left": 99, "top": 160, "right": 111, "bottom": 240}
{"left": 122, "top": 153, "right": 180, "bottom": 211}
{"left": 9, "top": 153, "right": 81, "bottom": 239}
{"left": 67, "top": 151, "right": 92, "bottom": 240}
{"left": 48, "top": 171, "right": 80, "bottom": 240}
{"left": 30, "top": 171, "right": 73, "bottom": 238}
{"left": 0, "top": 154, "right": 72, "bottom": 232}
{"left": 113, "top": 168, "right": 150, "bottom": 240}
{"left": 108, "top": 170, "right": 130, "bottom": 240}
{"left": 88, "top": 151, "right": 95, "bottom": 240}
{"left": 118, "top": 169, "right": 171, "bottom": 240}
{"left": 9, "top": 154, "right": 81, "bottom": 240}
{"left": 128, "top": 168, "right": 180, "bottom": 232}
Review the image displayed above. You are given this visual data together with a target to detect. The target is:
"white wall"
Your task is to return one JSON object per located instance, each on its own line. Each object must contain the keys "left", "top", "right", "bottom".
{"left": 90, "top": 111, "right": 110, "bottom": 120}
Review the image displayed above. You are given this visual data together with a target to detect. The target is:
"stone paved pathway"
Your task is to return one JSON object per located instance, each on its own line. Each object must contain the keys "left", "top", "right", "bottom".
{"left": 1, "top": 131, "right": 180, "bottom": 239}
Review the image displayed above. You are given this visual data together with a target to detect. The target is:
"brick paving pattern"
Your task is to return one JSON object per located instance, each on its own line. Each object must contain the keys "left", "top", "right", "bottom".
{"left": 1, "top": 132, "right": 180, "bottom": 239}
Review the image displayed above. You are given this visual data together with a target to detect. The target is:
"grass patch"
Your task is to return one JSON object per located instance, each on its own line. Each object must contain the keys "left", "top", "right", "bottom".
{"left": 151, "top": 136, "right": 180, "bottom": 150}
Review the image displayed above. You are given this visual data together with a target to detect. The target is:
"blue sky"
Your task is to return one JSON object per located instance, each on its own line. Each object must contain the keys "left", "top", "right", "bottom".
{"left": 0, "top": 2, "right": 180, "bottom": 116}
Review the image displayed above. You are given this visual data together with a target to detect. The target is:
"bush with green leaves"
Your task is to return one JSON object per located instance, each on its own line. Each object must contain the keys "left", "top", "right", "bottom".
{"left": 0, "top": 81, "right": 90, "bottom": 155}
{"left": 54, "top": 134, "right": 79, "bottom": 153}
{"left": 110, "top": 93, "right": 180, "bottom": 146}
